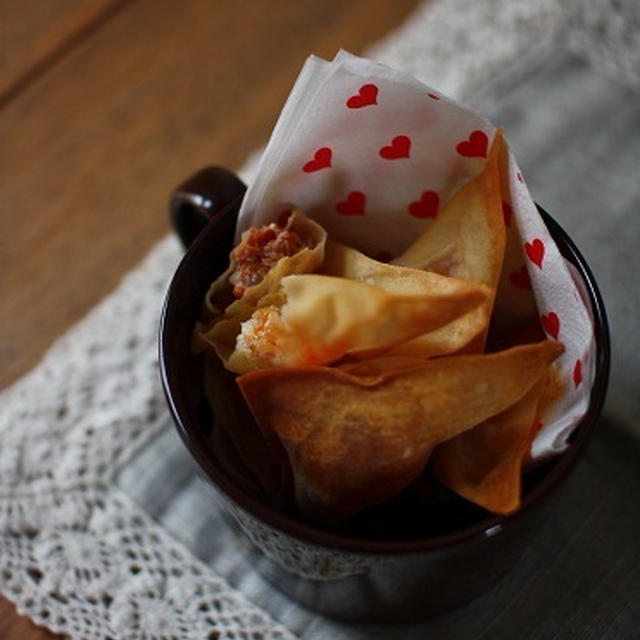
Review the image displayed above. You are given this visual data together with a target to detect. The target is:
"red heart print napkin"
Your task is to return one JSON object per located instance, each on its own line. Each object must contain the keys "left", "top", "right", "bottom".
{"left": 235, "top": 50, "right": 595, "bottom": 460}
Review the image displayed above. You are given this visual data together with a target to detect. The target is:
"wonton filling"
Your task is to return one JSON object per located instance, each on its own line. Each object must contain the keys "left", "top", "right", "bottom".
{"left": 229, "top": 224, "right": 311, "bottom": 298}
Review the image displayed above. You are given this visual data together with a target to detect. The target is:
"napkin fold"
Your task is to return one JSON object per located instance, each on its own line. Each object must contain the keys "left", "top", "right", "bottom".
{"left": 236, "top": 50, "right": 595, "bottom": 459}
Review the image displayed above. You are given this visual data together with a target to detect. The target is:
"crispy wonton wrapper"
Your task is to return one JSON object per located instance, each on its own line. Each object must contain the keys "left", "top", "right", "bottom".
{"left": 431, "top": 363, "right": 565, "bottom": 515}
{"left": 227, "top": 269, "right": 490, "bottom": 373}
{"left": 390, "top": 129, "right": 506, "bottom": 357}
{"left": 238, "top": 340, "right": 563, "bottom": 523}
{"left": 431, "top": 382, "right": 543, "bottom": 515}
{"left": 195, "top": 209, "right": 327, "bottom": 363}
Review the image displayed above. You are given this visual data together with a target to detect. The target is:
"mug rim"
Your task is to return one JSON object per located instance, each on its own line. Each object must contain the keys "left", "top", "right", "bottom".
{"left": 159, "top": 205, "right": 610, "bottom": 555}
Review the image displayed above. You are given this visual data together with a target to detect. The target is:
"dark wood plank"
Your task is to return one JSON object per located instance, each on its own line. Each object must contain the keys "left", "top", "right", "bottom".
{"left": 0, "top": 0, "right": 421, "bottom": 390}
{"left": 0, "top": 0, "right": 127, "bottom": 104}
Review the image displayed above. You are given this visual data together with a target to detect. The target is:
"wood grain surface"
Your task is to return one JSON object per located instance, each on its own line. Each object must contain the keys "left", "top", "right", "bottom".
{"left": 0, "top": 0, "right": 421, "bottom": 637}
{"left": 0, "top": 0, "right": 126, "bottom": 104}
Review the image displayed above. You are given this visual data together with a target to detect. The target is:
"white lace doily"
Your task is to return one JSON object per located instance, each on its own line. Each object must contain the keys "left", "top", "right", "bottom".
{"left": 0, "top": 234, "right": 294, "bottom": 639}
{"left": 1, "top": 1, "right": 637, "bottom": 638}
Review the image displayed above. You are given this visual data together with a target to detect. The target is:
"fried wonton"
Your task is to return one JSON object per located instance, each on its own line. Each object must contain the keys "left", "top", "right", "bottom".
{"left": 226, "top": 270, "right": 490, "bottom": 373}
{"left": 431, "top": 358, "right": 565, "bottom": 514}
{"left": 195, "top": 209, "right": 327, "bottom": 361}
{"left": 393, "top": 129, "right": 505, "bottom": 285}
{"left": 431, "top": 381, "right": 543, "bottom": 515}
{"left": 238, "top": 340, "right": 563, "bottom": 522}
{"left": 319, "top": 240, "right": 487, "bottom": 357}
{"left": 390, "top": 129, "right": 506, "bottom": 356}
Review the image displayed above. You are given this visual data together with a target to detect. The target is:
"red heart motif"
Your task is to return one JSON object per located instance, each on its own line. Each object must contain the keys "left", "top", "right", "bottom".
{"left": 573, "top": 359, "right": 583, "bottom": 388}
{"left": 379, "top": 135, "right": 411, "bottom": 160}
{"left": 346, "top": 84, "right": 378, "bottom": 108}
{"left": 456, "top": 130, "right": 488, "bottom": 158}
{"left": 541, "top": 311, "right": 560, "bottom": 340}
{"left": 408, "top": 190, "right": 439, "bottom": 218}
{"left": 427, "top": 92, "right": 440, "bottom": 100}
{"left": 525, "top": 238, "right": 545, "bottom": 268}
{"left": 336, "top": 191, "right": 366, "bottom": 215}
{"left": 502, "top": 200, "right": 513, "bottom": 227}
{"left": 509, "top": 265, "right": 532, "bottom": 290}
{"left": 303, "top": 147, "right": 331, "bottom": 172}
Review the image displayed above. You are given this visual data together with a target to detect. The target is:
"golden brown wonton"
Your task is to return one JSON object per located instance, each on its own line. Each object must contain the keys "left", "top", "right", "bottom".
{"left": 238, "top": 341, "right": 563, "bottom": 522}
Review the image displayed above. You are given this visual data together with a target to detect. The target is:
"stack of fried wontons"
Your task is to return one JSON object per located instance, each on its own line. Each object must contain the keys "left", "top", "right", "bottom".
{"left": 194, "top": 132, "right": 564, "bottom": 524}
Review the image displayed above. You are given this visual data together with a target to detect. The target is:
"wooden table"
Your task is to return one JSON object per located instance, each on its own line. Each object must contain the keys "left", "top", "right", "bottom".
{"left": 0, "top": 1, "right": 421, "bottom": 637}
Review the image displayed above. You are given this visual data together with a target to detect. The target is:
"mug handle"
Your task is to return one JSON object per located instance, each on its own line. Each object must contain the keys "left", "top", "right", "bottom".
{"left": 169, "top": 166, "right": 247, "bottom": 248}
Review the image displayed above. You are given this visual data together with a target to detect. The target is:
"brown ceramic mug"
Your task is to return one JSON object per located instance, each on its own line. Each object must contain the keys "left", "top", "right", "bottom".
{"left": 160, "top": 166, "right": 610, "bottom": 622}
